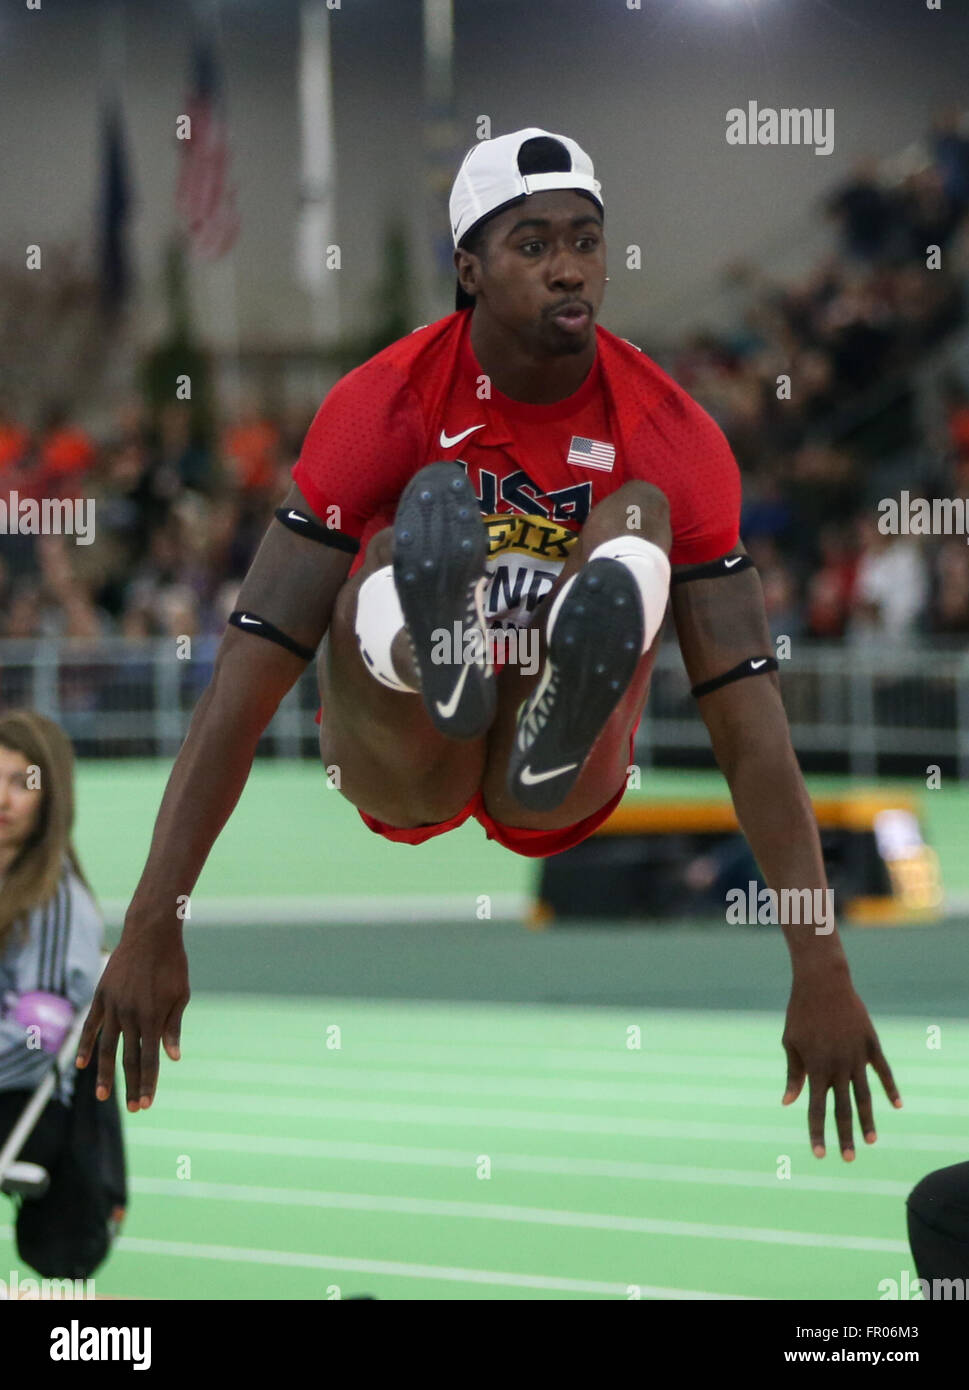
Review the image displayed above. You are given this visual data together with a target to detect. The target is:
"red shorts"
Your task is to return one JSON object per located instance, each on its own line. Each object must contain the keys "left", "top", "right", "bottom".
{"left": 316, "top": 704, "right": 637, "bottom": 858}
{"left": 356, "top": 731, "right": 636, "bottom": 859}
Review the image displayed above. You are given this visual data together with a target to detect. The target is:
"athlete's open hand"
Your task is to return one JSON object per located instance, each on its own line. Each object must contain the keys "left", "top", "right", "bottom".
{"left": 781, "top": 974, "right": 901, "bottom": 1159}
{"left": 76, "top": 926, "right": 190, "bottom": 1113}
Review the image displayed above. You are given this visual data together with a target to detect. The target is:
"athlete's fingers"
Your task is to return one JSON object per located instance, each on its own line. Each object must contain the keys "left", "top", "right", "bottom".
{"left": 120, "top": 1018, "right": 143, "bottom": 1112}
{"left": 833, "top": 1076, "right": 855, "bottom": 1160}
{"left": 782, "top": 1045, "right": 805, "bottom": 1104}
{"left": 870, "top": 1042, "right": 903, "bottom": 1109}
{"left": 95, "top": 1013, "right": 121, "bottom": 1101}
{"left": 808, "top": 1074, "right": 829, "bottom": 1157}
{"left": 75, "top": 991, "right": 104, "bottom": 1070}
{"left": 162, "top": 995, "right": 188, "bottom": 1064}
{"left": 853, "top": 1069, "right": 876, "bottom": 1144}
{"left": 137, "top": 1031, "right": 160, "bottom": 1110}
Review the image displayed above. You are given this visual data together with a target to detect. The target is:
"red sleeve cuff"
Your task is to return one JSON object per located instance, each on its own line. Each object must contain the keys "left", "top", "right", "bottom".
{"left": 291, "top": 460, "right": 367, "bottom": 540}
{"left": 669, "top": 524, "right": 740, "bottom": 568}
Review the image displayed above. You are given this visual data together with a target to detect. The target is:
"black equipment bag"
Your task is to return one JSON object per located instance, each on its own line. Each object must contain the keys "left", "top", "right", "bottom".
{"left": 15, "top": 1038, "right": 127, "bottom": 1280}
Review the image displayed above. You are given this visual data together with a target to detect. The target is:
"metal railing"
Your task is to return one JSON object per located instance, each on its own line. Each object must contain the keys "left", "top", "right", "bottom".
{"left": 642, "top": 640, "right": 969, "bottom": 778}
{"left": 3, "top": 635, "right": 969, "bottom": 777}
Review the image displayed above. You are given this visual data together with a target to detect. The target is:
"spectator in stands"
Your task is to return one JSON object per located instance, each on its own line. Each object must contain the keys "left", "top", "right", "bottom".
{"left": 940, "top": 375, "right": 969, "bottom": 472}
{"left": 80, "top": 441, "right": 154, "bottom": 620}
{"left": 772, "top": 257, "right": 843, "bottom": 351}
{"left": 221, "top": 397, "right": 280, "bottom": 497}
{"left": 816, "top": 280, "right": 897, "bottom": 395}
{"left": 35, "top": 405, "right": 96, "bottom": 499}
{"left": 156, "top": 584, "right": 199, "bottom": 641}
{"left": 745, "top": 537, "right": 802, "bottom": 639}
{"left": 0, "top": 400, "right": 30, "bottom": 477}
{"left": 280, "top": 402, "right": 316, "bottom": 465}
{"left": 805, "top": 523, "right": 860, "bottom": 640}
{"left": 110, "top": 399, "right": 151, "bottom": 457}
{"left": 892, "top": 262, "right": 964, "bottom": 355}
{"left": 204, "top": 494, "right": 246, "bottom": 584}
{"left": 824, "top": 157, "right": 905, "bottom": 265}
{"left": 930, "top": 540, "right": 969, "bottom": 637}
{"left": 740, "top": 472, "right": 795, "bottom": 547}
{"left": 897, "top": 167, "right": 963, "bottom": 263}
{"left": 786, "top": 445, "right": 862, "bottom": 554}
{"left": 119, "top": 606, "right": 152, "bottom": 642}
{"left": 848, "top": 516, "right": 929, "bottom": 641}
{"left": 3, "top": 582, "right": 43, "bottom": 640}
{"left": 930, "top": 107, "right": 969, "bottom": 215}
{"left": 150, "top": 401, "right": 211, "bottom": 498}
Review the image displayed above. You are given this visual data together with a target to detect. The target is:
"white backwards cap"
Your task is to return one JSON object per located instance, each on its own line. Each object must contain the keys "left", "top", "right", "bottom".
{"left": 449, "top": 127, "right": 603, "bottom": 249}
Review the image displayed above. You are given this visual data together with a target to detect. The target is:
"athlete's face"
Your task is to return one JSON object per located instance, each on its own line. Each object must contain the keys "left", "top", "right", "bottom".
{"left": 458, "top": 191, "right": 606, "bottom": 356}
{"left": 0, "top": 745, "right": 42, "bottom": 863}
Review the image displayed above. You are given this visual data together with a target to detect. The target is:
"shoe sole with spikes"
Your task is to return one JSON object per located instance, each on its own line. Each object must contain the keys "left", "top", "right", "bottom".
{"left": 392, "top": 462, "right": 495, "bottom": 740}
{"left": 506, "top": 557, "right": 645, "bottom": 812}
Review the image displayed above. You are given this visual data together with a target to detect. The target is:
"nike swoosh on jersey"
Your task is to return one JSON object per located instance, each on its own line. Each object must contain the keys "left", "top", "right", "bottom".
{"left": 435, "top": 662, "right": 472, "bottom": 720}
{"left": 439, "top": 424, "right": 485, "bottom": 449}
{"left": 519, "top": 762, "right": 579, "bottom": 786}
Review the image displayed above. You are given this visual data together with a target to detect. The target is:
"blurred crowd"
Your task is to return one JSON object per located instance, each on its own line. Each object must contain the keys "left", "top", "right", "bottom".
{"left": 669, "top": 107, "right": 969, "bottom": 644}
{"left": 2, "top": 109, "right": 969, "bottom": 651}
{"left": 0, "top": 397, "right": 315, "bottom": 645}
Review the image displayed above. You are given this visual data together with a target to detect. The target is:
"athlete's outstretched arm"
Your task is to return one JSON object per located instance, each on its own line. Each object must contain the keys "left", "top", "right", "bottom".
{"left": 671, "top": 543, "right": 901, "bottom": 1161}
{"left": 76, "top": 482, "right": 354, "bottom": 1111}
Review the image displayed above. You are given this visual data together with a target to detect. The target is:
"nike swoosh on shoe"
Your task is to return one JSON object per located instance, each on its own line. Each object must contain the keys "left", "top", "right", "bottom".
{"left": 519, "top": 762, "right": 579, "bottom": 786}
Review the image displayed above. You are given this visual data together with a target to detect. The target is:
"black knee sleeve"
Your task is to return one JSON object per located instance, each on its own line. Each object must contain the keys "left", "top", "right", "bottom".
{"left": 274, "top": 507, "right": 360, "bottom": 554}
{"left": 227, "top": 610, "right": 317, "bottom": 662}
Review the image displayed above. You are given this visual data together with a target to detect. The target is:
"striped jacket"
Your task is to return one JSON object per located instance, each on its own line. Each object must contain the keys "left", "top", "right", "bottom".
{"left": 0, "top": 858, "right": 103, "bottom": 1104}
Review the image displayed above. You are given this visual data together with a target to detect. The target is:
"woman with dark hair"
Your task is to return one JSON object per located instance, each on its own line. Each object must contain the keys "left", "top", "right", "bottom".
{"left": 0, "top": 710, "right": 103, "bottom": 1174}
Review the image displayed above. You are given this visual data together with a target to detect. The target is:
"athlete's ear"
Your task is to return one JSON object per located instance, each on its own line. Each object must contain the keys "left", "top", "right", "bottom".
{"left": 454, "top": 246, "right": 481, "bottom": 300}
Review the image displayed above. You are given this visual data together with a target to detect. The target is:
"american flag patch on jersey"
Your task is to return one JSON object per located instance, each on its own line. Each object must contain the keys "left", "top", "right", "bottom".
{"left": 567, "top": 436, "right": 616, "bottom": 471}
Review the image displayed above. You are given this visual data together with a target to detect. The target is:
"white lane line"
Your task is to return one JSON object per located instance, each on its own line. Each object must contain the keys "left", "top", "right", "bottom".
{"left": 181, "top": 998, "right": 969, "bottom": 1034}
{"left": 127, "top": 1131, "right": 914, "bottom": 1196}
{"left": 175, "top": 1038, "right": 969, "bottom": 1079}
{"left": 126, "top": 1176, "right": 908, "bottom": 1253}
{"left": 19, "top": 1231, "right": 749, "bottom": 1299}
{"left": 163, "top": 1061, "right": 969, "bottom": 1112}
{"left": 100, "top": 894, "right": 528, "bottom": 927}
{"left": 138, "top": 1091, "right": 968, "bottom": 1151}
{"left": 168, "top": 1053, "right": 969, "bottom": 1090}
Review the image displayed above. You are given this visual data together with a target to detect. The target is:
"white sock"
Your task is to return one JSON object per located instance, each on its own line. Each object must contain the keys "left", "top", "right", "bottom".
{"left": 354, "top": 565, "right": 417, "bottom": 693}
{"left": 546, "top": 536, "right": 671, "bottom": 655}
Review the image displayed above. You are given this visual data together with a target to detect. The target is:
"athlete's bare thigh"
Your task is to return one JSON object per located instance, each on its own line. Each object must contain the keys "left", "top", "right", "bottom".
{"left": 318, "top": 529, "right": 485, "bottom": 828}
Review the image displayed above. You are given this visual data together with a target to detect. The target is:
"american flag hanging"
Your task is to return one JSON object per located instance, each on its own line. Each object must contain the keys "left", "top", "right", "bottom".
{"left": 567, "top": 436, "right": 616, "bottom": 472}
{"left": 175, "top": 40, "right": 240, "bottom": 261}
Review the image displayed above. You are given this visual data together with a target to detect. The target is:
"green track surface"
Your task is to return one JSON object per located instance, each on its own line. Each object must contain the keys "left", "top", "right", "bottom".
{"left": 72, "top": 761, "right": 969, "bottom": 902}
{"left": 3, "top": 998, "right": 963, "bottom": 1301}
{"left": 2, "top": 762, "right": 965, "bottom": 1301}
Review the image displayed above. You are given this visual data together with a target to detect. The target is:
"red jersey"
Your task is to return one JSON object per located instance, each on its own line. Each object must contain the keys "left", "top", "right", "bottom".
{"left": 293, "top": 310, "right": 741, "bottom": 631}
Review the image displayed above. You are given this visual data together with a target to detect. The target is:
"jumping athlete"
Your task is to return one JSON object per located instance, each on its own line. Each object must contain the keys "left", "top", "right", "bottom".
{"left": 77, "top": 128, "right": 901, "bottom": 1161}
